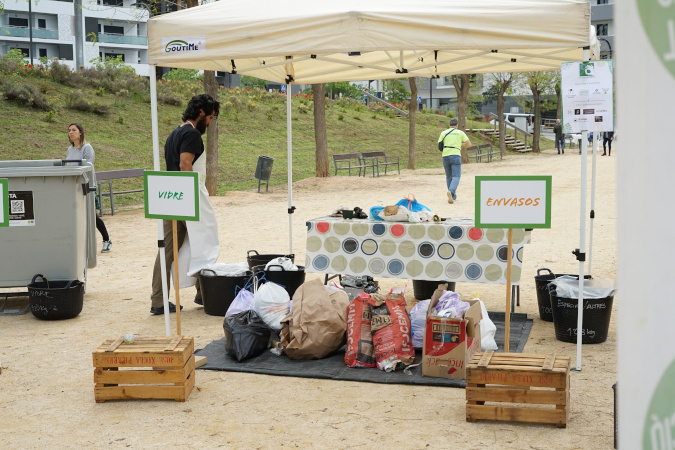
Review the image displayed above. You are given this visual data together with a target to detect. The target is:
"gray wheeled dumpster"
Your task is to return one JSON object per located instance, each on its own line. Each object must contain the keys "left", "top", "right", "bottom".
{"left": 0, "top": 159, "right": 97, "bottom": 288}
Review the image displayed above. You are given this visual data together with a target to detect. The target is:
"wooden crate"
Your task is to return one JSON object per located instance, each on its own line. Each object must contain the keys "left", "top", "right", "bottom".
{"left": 466, "top": 351, "right": 570, "bottom": 428}
{"left": 93, "top": 335, "right": 195, "bottom": 403}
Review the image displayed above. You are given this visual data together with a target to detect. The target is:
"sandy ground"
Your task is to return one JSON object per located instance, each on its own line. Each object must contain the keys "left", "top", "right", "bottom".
{"left": 1, "top": 145, "right": 618, "bottom": 449}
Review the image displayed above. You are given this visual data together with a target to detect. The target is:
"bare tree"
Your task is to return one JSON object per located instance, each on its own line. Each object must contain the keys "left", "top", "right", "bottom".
{"left": 523, "top": 71, "right": 557, "bottom": 153}
{"left": 408, "top": 77, "right": 417, "bottom": 169}
{"left": 312, "top": 84, "right": 330, "bottom": 177}
{"left": 554, "top": 72, "right": 562, "bottom": 119}
{"left": 451, "top": 74, "right": 471, "bottom": 163}
{"left": 487, "top": 72, "right": 516, "bottom": 157}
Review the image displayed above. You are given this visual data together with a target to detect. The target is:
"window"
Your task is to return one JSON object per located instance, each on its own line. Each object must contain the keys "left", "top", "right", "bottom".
{"left": 39, "top": 48, "right": 48, "bottom": 58}
{"left": 103, "top": 25, "right": 124, "bottom": 35}
{"left": 103, "top": 53, "right": 125, "bottom": 62}
{"left": 9, "top": 17, "right": 29, "bottom": 28}
{"left": 38, "top": 19, "right": 46, "bottom": 29}
{"left": 597, "top": 0, "right": 608, "bottom": 4}
{"left": 596, "top": 24, "right": 608, "bottom": 36}
{"left": 11, "top": 47, "right": 30, "bottom": 57}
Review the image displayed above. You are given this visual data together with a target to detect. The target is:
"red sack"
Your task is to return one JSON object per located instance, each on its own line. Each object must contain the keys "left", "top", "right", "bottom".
{"left": 344, "top": 293, "right": 376, "bottom": 368}
{"left": 369, "top": 293, "right": 415, "bottom": 371}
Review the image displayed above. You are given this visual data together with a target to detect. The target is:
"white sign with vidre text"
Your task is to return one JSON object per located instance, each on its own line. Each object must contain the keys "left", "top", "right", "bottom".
{"left": 144, "top": 171, "right": 199, "bottom": 221}
{"left": 475, "top": 176, "right": 551, "bottom": 229}
{"left": 561, "top": 60, "right": 614, "bottom": 133}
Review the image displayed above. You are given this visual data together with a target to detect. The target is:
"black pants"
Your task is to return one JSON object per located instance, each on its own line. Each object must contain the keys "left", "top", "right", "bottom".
{"left": 603, "top": 138, "right": 612, "bottom": 155}
{"left": 96, "top": 215, "right": 109, "bottom": 241}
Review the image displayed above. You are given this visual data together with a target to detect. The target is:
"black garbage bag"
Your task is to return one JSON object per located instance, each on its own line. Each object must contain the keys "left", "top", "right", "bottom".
{"left": 223, "top": 310, "right": 272, "bottom": 362}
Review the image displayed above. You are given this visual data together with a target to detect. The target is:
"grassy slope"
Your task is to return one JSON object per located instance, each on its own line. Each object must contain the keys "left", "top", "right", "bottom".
{"left": 0, "top": 77, "right": 554, "bottom": 208}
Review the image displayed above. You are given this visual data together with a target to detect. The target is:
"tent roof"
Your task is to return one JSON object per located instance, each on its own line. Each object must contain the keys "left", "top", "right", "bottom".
{"left": 148, "top": 0, "right": 597, "bottom": 84}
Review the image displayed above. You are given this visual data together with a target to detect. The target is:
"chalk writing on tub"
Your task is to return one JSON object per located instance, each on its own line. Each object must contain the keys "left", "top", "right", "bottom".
{"left": 566, "top": 327, "right": 596, "bottom": 339}
{"left": 158, "top": 191, "right": 184, "bottom": 200}
{"left": 31, "top": 290, "right": 52, "bottom": 298}
{"left": 31, "top": 304, "right": 59, "bottom": 316}
{"left": 556, "top": 300, "right": 606, "bottom": 310}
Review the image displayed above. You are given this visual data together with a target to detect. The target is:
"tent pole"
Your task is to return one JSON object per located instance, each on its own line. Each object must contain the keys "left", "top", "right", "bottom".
{"left": 287, "top": 83, "right": 293, "bottom": 255}
{"left": 150, "top": 67, "right": 172, "bottom": 337}
{"left": 574, "top": 48, "right": 591, "bottom": 371}
{"left": 588, "top": 132, "right": 599, "bottom": 275}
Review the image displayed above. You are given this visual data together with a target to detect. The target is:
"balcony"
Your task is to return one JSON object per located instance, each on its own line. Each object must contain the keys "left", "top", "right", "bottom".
{"left": 98, "top": 33, "right": 147, "bottom": 46}
{"left": 0, "top": 26, "right": 58, "bottom": 40}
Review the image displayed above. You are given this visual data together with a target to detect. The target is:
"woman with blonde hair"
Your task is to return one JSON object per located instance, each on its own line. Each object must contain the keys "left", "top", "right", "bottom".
{"left": 66, "top": 122, "right": 112, "bottom": 252}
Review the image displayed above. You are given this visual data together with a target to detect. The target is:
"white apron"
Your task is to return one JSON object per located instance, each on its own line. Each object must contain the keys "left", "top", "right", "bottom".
{"left": 171, "top": 155, "right": 220, "bottom": 289}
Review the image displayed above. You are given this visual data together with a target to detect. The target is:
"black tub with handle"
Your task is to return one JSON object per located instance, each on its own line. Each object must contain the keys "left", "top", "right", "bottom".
{"left": 198, "top": 269, "right": 252, "bottom": 316}
{"left": 534, "top": 270, "right": 592, "bottom": 322}
{"left": 548, "top": 283, "right": 614, "bottom": 344}
{"left": 253, "top": 264, "right": 306, "bottom": 298}
{"left": 246, "top": 250, "right": 295, "bottom": 271}
{"left": 412, "top": 280, "right": 456, "bottom": 301}
{"left": 28, "top": 274, "right": 84, "bottom": 320}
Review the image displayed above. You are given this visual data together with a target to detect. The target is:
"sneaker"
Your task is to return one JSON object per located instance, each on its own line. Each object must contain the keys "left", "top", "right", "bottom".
{"left": 101, "top": 240, "right": 112, "bottom": 253}
{"left": 447, "top": 191, "right": 454, "bottom": 204}
{"left": 150, "top": 302, "right": 183, "bottom": 315}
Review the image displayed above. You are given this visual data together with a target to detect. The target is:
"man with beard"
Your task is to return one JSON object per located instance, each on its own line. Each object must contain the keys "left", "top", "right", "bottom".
{"left": 150, "top": 93, "right": 220, "bottom": 315}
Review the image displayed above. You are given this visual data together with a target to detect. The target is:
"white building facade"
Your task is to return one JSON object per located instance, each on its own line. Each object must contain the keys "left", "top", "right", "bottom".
{"left": 1, "top": 0, "right": 150, "bottom": 76}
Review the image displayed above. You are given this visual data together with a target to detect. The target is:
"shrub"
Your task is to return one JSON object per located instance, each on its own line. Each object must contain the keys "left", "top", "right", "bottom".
{"left": 337, "top": 113, "right": 345, "bottom": 121}
{"left": 44, "top": 110, "right": 58, "bottom": 123}
{"left": 49, "top": 60, "right": 78, "bottom": 87}
{"left": 158, "top": 93, "right": 182, "bottom": 106}
{"left": 353, "top": 114, "right": 361, "bottom": 121}
{"left": 95, "top": 87, "right": 105, "bottom": 97}
{"left": 3, "top": 83, "right": 52, "bottom": 111}
{"left": 445, "top": 110, "right": 455, "bottom": 118}
{"left": 385, "top": 110, "right": 396, "bottom": 118}
{"left": 117, "top": 115, "right": 125, "bottom": 124}
{"left": 163, "top": 68, "right": 202, "bottom": 82}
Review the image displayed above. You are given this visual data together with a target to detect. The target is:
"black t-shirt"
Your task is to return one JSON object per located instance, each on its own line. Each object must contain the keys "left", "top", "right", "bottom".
{"left": 164, "top": 124, "right": 204, "bottom": 171}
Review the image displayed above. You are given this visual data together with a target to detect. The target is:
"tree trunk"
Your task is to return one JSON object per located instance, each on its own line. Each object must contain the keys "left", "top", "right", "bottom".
{"left": 408, "top": 77, "right": 417, "bottom": 169}
{"left": 203, "top": 70, "right": 219, "bottom": 195}
{"left": 555, "top": 83, "right": 562, "bottom": 119}
{"left": 452, "top": 74, "right": 471, "bottom": 163}
{"left": 312, "top": 84, "right": 329, "bottom": 177}
{"left": 452, "top": 74, "right": 470, "bottom": 131}
{"left": 497, "top": 79, "right": 512, "bottom": 157}
{"left": 532, "top": 88, "right": 541, "bottom": 153}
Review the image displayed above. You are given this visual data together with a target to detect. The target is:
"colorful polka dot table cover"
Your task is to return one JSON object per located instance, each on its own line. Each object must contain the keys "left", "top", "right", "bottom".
{"left": 305, "top": 216, "right": 531, "bottom": 284}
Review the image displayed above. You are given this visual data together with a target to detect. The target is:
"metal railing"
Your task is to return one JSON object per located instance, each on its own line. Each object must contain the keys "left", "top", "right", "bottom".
{"left": 489, "top": 112, "right": 530, "bottom": 149}
{"left": 362, "top": 91, "right": 408, "bottom": 117}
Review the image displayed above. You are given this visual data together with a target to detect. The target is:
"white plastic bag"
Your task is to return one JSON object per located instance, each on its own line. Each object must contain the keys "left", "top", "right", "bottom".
{"left": 254, "top": 282, "right": 291, "bottom": 330}
{"left": 377, "top": 205, "right": 410, "bottom": 222}
{"left": 201, "top": 262, "right": 249, "bottom": 277}
{"left": 264, "top": 257, "right": 298, "bottom": 271}
{"left": 477, "top": 299, "right": 498, "bottom": 351}
{"left": 225, "top": 289, "right": 255, "bottom": 317}
{"left": 410, "top": 300, "right": 430, "bottom": 349}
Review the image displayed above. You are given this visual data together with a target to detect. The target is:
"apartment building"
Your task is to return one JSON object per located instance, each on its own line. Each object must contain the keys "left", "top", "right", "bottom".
{"left": 592, "top": 0, "right": 614, "bottom": 60}
{"left": 1, "top": 0, "right": 150, "bottom": 76}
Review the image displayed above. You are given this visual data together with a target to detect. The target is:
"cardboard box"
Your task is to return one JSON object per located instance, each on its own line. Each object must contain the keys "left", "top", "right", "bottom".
{"left": 422, "top": 287, "right": 482, "bottom": 380}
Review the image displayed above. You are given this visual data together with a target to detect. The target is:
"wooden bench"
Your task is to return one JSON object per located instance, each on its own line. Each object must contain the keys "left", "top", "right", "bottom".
{"left": 96, "top": 168, "right": 146, "bottom": 215}
{"left": 361, "top": 151, "right": 400, "bottom": 176}
{"left": 332, "top": 153, "right": 376, "bottom": 177}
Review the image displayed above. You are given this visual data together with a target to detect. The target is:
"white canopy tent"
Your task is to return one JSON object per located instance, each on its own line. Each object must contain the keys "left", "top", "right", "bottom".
{"left": 146, "top": 0, "right": 600, "bottom": 353}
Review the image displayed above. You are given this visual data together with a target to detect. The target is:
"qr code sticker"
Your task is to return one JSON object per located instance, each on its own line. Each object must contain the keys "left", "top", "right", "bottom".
{"left": 10, "top": 199, "right": 25, "bottom": 214}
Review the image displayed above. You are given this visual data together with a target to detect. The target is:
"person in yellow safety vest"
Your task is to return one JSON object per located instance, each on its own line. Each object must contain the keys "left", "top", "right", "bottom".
{"left": 437, "top": 118, "right": 472, "bottom": 204}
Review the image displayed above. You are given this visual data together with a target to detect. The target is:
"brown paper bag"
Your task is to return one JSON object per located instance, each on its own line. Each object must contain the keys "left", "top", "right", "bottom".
{"left": 280, "top": 278, "right": 350, "bottom": 360}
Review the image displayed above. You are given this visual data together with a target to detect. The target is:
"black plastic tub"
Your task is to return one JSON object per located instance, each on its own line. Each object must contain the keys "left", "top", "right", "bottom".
{"left": 246, "top": 250, "right": 295, "bottom": 271}
{"left": 28, "top": 274, "right": 84, "bottom": 320}
{"left": 253, "top": 264, "right": 305, "bottom": 298}
{"left": 534, "top": 270, "right": 592, "bottom": 322}
{"left": 548, "top": 284, "right": 614, "bottom": 344}
{"left": 198, "top": 269, "right": 252, "bottom": 316}
{"left": 412, "top": 280, "right": 456, "bottom": 300}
